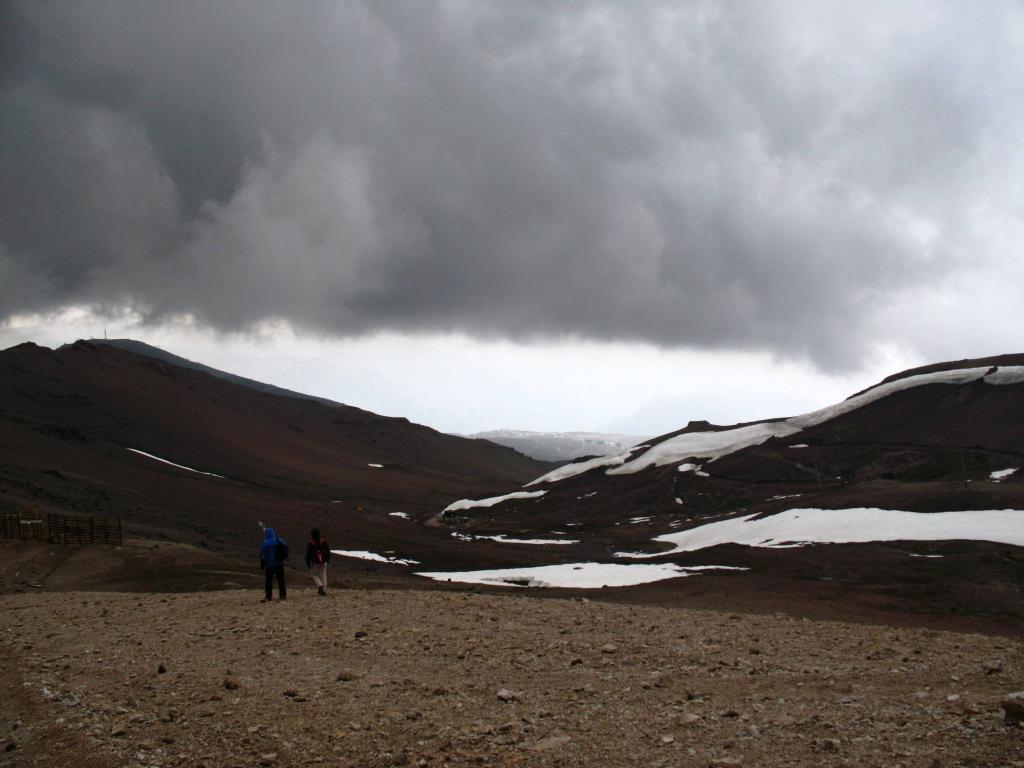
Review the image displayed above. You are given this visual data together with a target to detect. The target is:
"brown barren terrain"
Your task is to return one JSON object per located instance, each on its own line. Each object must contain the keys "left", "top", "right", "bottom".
{"left": 2, "top": 540, "right": 1024, "bottom": 768}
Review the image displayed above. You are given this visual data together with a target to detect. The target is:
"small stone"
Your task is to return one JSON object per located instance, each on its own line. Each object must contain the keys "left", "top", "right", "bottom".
{"left": 1002, "top": 692, "right": 1024, "bottom": 725}
{"left": 110, "top": 723, "right": 127, "bottom": 737}
{"left": 260, "top": 753, "right": 278, "bottom": 766}
{"left": 4, "top": 739, "right": 16, "bottom": 752}
{"left": 570, "top": 657, "right": 584, "bottom": 667}
{"left": 157, "top": 664, "right": 167, "bottom": 675}
{"left": 354, "top": 630, "right": 368, "bottom": 639}
{"left": 816, "top": 738, "right": 841, "bottom": 752}
{"left": 985, "top": 660, "right": 1003, "bottom": 675}
{"left": 601, "top": 643, "right": 618, "bottom": 654}
{"left": 497, "top": 688, "right": 520, "bottom": 702}
{"left": 660, "top": 735, "right": 675, "bottom": 744}
{"left": 679, "top": 713, "right": 701, "bottom": 725}
{"left": 530, "top": 735, "right": 572, "bottom": 751}
{"left": 224, "top": 677, "right": 241, "bottom": 690}
{"left": 336, "top": 670, "right": 357, "bottom": 682}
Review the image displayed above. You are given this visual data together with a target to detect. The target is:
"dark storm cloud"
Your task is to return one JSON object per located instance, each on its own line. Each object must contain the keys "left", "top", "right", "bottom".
{"left": 1, "top": 1, "right": 1019, "bottom": 366}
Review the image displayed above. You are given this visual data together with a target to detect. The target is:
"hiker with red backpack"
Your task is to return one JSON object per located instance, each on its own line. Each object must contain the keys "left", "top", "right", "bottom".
{"left": 259, "top": 525, "right": 288, "bottom": 602}
{"left": 305, "top": 527, "right": 331, "bottom": 596}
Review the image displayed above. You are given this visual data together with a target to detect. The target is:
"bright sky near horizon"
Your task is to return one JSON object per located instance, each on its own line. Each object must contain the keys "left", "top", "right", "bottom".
{"left": 1, "top": 309, "right": 918, "bottom": 436}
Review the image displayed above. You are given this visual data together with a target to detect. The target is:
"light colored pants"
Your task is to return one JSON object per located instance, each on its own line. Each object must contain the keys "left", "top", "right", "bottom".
{"left": 310, "top": 562, "right": 327, "bottom": 590}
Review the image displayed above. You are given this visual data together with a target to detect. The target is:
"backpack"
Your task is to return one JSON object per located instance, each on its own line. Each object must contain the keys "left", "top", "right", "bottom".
{"left": 311, "top": 540, "right": 327, "bottom": 565}
{"left": 275, "top": 539, "right": 289, "bottom": 562}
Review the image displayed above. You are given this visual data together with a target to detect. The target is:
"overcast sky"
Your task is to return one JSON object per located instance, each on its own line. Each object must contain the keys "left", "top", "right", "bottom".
{"left": 2, "top": 2, "right": 1022, "bottom": 435}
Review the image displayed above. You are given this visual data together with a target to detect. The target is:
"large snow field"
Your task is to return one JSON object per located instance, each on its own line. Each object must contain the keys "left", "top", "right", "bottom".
{"left": 415, "top": 562, "right": 746, "bottom": 589}
{"left": 527, "top": 365, "right": 1024, "bottom": 484}
{"left": 615, "top": 508, "right": 1024, "bottom": 558}
{"left": 126, "top": 448, "right": 224, "bottom": 478}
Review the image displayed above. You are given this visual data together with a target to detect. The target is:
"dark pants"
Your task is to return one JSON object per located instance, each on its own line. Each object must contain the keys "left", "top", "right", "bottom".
{"left": 264, "top": 565, "right": 286, "bottom": 600}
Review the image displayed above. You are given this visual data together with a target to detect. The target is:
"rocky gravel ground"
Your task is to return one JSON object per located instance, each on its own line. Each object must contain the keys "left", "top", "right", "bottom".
{"left": 2, "top": 587, "right": 1023, "bottom": 768}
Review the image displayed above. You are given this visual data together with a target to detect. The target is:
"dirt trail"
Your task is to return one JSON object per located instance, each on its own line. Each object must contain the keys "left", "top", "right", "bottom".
{"left": 2, "top": 586, "right": 1023, "bottom": 768}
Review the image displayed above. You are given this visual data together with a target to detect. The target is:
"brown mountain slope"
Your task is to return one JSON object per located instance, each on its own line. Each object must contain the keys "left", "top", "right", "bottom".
{"left": 0, "top": 341, "right": 549, "bottom": 555}
{"left": 428, "top": 357, "right": 1024, "bottom": 624}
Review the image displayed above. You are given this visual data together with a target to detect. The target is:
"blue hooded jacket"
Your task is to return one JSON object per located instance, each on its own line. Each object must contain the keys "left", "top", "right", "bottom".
{"left": 260, "top": 527, "right": 284, "bottom": 569}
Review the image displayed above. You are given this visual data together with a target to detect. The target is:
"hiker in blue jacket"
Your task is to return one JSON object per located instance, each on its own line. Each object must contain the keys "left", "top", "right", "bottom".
{"left": 259, "top": 526, "right": 288, "bottom": 602}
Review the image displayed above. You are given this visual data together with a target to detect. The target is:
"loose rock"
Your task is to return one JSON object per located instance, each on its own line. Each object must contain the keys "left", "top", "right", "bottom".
{"left": 1002, "top": 692, "right": 1024, "bottom": 725}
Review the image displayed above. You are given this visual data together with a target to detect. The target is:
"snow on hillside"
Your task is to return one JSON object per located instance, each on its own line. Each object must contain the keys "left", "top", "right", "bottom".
{"left": 610, "top": 366, "right": 1024, "bottom": 475}
{"left": 452, "top": 533, "right": 579, "bottom": 545}
{"left": 332, "top": 549, "right": 420, "bottom": 566}
{"left": 525, "top": 445, "right": 649, "bottom": 486}
{"left": 616, "top": 508, "right": 1024, "bottom": 558}
{"left": 528, "top": 365, "right": 1024, "bottom": 485}
{"left": 126, "top": 448, "right": 224, "bottom": 478}
{"left": 415, "top": 562, "right": 746, "bottom": 589}
{"left": 442, "top": 490, "right": 547, "bottom": 514}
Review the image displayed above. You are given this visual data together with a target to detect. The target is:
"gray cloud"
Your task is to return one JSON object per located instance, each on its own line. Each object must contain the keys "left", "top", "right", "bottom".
{"left": 1, "top": 1, "right": 1020, "bottom": 367}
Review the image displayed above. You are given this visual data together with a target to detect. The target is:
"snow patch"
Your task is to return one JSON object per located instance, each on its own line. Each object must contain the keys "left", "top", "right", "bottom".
{"left": 616, "top": 508, "right": 1024, "bottom": 558}
{"left": 415, "top": 562, "right": 746, "bottom": 589}
{"left": 443, "top": 490, "right": 547, "bottom": 514}
{"left": 126, "top": 448, "right": 224, "bottom": 478}
{"left": 389, "top": 512, "right": 410, "bottom": 520}
{"left": 611, "top": 422, "right": 799, "bottom": 475}
{"left": 331, "top": 549, "right": 419, "bottom": 566}
{"left": 452, "top": 533, "right": 579, "bottom": 545}
{"left": 990, "top": 468, "right": 1018, "bottom": 481}
{"left": 526, "top": 446, "right": 650, "bottom": 486}
{"left": 678, "top": 463, "right": 710, "bottom": 477}
{"left": 368, "top": 463, "right": 384, "bottom": 468}
{"left": 789, "top": 444, "right": 809, "bottom": 448}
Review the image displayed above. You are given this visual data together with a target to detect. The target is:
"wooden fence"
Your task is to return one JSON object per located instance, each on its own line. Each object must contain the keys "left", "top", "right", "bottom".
{"left": 0, "top": 510, "right": 122, "bottom": 547}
